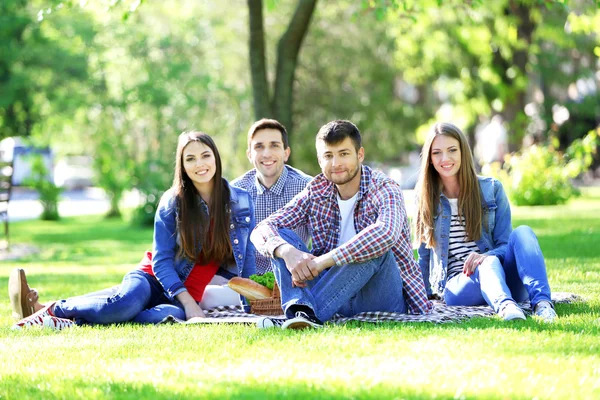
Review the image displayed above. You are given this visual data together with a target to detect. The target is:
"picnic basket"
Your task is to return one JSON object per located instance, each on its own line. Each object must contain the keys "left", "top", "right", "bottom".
{"left": 250, "top": 281, "right": 283, "bottom": 316}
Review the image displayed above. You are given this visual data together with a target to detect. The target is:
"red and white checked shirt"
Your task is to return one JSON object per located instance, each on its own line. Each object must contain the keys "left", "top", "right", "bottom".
{"left": 251, "top": 165, "right": 433, "bottom": 315}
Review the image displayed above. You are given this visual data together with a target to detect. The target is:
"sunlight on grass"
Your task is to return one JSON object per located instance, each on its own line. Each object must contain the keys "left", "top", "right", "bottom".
{"left": 1, "top": 190, "right": 599, "bottom": 399}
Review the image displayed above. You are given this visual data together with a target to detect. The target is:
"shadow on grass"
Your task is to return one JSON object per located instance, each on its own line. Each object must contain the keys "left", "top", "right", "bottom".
{"left": 0, "top": 376, "right": 533, "bottom": 400}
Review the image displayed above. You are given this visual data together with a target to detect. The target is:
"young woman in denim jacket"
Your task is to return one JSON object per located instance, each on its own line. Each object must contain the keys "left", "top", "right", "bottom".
{"left": 414, "top": 122, "right": 557, "bottom": 322}
{"left": 12, "top": 132, "right": 256, "bottom": 330}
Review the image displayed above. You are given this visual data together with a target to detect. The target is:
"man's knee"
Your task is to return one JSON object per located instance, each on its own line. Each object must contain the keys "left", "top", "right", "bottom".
{"left": 277, "top": 228, "right": 310, "bottom": 253}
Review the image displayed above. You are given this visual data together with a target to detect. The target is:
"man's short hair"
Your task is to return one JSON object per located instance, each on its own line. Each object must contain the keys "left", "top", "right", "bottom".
{"left": 247, "top": 118, "right": 289, "bottom": 149}
{"left": 316, "top": 120, "right": 362, "bottom": 151}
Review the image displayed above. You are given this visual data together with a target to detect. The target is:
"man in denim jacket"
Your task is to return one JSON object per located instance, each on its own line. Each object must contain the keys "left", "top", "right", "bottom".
{"left": 251, "top": 120, "right": 432, "bottom": 329}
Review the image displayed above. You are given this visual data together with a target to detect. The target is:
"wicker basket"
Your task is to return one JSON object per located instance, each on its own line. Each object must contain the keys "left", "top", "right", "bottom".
{"left": 250, "top": 281, "right": 283, "bottom": 316}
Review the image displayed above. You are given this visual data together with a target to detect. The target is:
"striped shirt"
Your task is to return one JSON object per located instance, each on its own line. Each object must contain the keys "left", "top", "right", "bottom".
{"left": 447, "top": 199, "right": 479, "bottom": 279}
{"left": 252, "top": 165, "right": 432, "bottom": 315}
{"left": 231, "top": 165, "right": 312, "bottom": 274}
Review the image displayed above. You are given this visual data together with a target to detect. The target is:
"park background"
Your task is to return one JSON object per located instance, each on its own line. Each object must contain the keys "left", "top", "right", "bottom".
{"left": 1, "top": 1, "right": 600, "bottom": 399}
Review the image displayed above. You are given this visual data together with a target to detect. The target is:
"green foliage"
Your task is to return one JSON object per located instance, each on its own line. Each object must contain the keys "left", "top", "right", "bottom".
{"left": 3, "top": 0, "right": 599, "bottom": 204}
{"left": 23, "top": 154, "right": 62, "bottom": 220}
{"left": 91, "top": 108, "right": 135, "bottom": 219}
{"left": 0, "top": 1, "right": 94, "bottom": 140}
{"left": 249, "top": 271, "right": 276, "bottom": 290}
{"left": 485, "top": 129, "right": 599, "bottom": 206}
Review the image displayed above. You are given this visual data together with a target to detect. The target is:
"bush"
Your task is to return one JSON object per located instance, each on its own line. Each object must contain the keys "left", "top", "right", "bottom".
{"left": 130, "top": 159, "right": 171, "bottom": 227}
{"left": 483, "top": 129, "right": 598, "bottom": 206}
{"left": 24, "top": 155, "right": 62, "bottom": 220}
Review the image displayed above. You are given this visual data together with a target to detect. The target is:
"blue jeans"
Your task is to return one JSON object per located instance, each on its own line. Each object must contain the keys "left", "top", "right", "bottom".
{"left": 271, "top": 229, "right": 407, "bottom": 322}
{"left": 443, "top": 226, "right": 552, "bottom": 312}
{"left": 53, "top": 270, "right": 186, "bottom": 325}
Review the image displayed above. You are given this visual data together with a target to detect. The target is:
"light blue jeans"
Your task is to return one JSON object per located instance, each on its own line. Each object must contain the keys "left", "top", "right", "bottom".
{"left": 443, "top": 226, "right": 552, "bottom": 312}
{"left": 53, "top": 270, "right": 186, "bottom": 325}
{"left": 271, "top": 229, "right": 407, "bottom": 322}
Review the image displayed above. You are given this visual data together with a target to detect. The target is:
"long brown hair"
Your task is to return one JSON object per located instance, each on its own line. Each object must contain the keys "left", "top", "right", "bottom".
{"left": 172, "top": 131, "right": 232, "bottom": 262}
{"left": 414, "top": 122, "right": 482, "bottom": 248}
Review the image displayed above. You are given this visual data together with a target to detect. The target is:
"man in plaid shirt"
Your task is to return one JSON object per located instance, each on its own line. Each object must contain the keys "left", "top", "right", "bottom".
{"left": 251, "top": 120, "right": 433, "bottom": 329}
{"left": 232, "top": 119, "right": 312, "bottom": 274}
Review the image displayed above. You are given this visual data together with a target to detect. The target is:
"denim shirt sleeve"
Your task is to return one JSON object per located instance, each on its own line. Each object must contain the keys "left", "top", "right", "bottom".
{"left": 152, "top": 191, "right": 187, "bottom": 300}
{"left": 417, "top": 242, "right": 432, "bottom": 296}
{"left": 483, "top": 179, "right": 512, "bottom": 263}
{"left": 242, "top": 193, "right": 257, "bottom": 278}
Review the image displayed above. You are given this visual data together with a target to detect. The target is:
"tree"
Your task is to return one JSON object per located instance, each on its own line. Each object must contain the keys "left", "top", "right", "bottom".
{"left": 247, "top": 0, "right": 317, "bottom": 133}
{"left": 0, "top": 0, "right": 93, "bottom": 141}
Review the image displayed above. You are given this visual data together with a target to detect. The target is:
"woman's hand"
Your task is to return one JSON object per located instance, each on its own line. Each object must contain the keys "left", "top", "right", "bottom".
{"left": 183, "top": 302, "right": 206, "bottom": 320}
{"left": 176, "top": 290, "right": 206, "bottom": 320}
{"left": 463, "top": 252, "right": 488, "bottom": 277}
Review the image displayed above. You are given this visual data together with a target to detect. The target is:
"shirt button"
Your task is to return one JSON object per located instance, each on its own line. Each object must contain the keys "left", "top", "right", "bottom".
{"left": 234, "top": 239, "right": 239, "bottom": 244}
{"left": 230, "top": 224, "right": 235, "bottom": 229}
{"left": 485, "top": 248, "right": 489, "bottom": 251}
{"left": 441, "top": 234, "right": 446, "bottom": 238}
{"left": 238, "top": 254, "right": 242, "bottom": 259}
{"left": 245, "top": 217, "right": 250, "bottom": 222}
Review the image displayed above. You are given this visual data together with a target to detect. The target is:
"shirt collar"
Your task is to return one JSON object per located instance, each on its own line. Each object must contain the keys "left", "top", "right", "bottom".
{"left": 254, "top": 165, "right": 289, "bottom": 196}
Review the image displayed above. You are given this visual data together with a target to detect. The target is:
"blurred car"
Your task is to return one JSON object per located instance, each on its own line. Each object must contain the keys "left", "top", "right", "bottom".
{"left": 54, "top": 155, "right": 95, "bottom": 189}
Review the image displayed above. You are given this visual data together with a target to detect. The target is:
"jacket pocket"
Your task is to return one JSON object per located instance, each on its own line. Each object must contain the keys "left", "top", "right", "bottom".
{"left": 233, "top": 213, "right": 252, "bottom": 229}
{"left": 483, "top": 202, "right": 497, "bottom": 233}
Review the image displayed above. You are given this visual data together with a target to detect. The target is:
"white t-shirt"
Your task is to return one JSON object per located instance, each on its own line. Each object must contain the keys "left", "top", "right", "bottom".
{"left": 337, "top": 191, "right": 359, "bottom": 245}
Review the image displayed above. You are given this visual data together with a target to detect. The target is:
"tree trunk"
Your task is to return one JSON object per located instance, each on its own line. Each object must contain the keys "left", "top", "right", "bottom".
{"left": 247, "top": 0, "right": 272, "bottom": 119}
{"left": 272, "top": 0, "right": 317, "bottom": 133}
{"left": 501, "top": 0, "right": 536, "bottom": 151}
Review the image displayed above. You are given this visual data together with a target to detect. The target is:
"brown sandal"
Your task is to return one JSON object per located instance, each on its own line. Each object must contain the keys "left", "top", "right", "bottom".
{"left": 8, "top": 268, "right": 36, "bottom": 320}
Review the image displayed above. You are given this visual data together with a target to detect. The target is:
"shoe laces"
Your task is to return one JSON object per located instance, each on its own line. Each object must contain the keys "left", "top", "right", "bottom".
{"left": 43, "top": 316, "right": 75, "bottom": 330}
{"left": 534, "top": 302, "right": 557, "bottom": 321}
{"left": 295, "top": 311, "right": 319, "bottom": 324}
{"left": 16, "top": 306, "right": 53, "bottom": 327}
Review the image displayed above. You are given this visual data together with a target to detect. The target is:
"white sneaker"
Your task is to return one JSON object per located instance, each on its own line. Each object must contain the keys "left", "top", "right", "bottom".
{"left": 12, "top": 302, "right": 56, "bottom": 329}
{"left": 499, "top": 302, "right": 526, "bottom": 321}
{"left": 42, "top": 316, "right": 75, "bottom": 331}
{"left": 534, "top": 301, "right": 557, "bottom": 323}
{"left": 256, "top": 316, "right": 286, "bottom": 329}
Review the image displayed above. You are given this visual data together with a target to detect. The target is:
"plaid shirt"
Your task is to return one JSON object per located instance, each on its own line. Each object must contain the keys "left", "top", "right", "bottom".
{"left": 232, "top": 165, "right": 312, "bottom": 274}
{"left": 251, "top": 165, "right": 432, "bottom": 315}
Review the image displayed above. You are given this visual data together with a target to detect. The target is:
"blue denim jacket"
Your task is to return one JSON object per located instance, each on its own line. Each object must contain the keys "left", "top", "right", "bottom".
{"left": 418, "top": 176, "right": 512, "bottom": 296}
{"left": 152, "top": 180, "right": 256, "bottom": 309}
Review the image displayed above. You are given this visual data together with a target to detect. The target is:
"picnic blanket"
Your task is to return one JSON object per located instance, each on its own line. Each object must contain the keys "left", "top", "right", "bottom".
{"left": 160, "top": 292, "right": 582, "bottom": 325}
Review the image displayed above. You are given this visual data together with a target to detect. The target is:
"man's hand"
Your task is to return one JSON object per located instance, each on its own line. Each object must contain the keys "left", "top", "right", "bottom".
{"left": 463, "top": 252, "right": 488, "bottom": 277}
{"left": 275, "top": 244, "right": 319, "bottom": 287}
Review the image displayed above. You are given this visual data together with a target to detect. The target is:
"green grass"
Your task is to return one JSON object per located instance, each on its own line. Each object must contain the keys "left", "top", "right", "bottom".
{"left": 1, "top": 188, "right": 600, "bottom": 399}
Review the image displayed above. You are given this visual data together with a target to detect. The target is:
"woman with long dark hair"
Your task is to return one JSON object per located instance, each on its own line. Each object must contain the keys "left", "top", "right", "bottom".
{"left": 12, "top": 131, "right": 256, "bottom": 329}
{"left": 414, "top": 122, "right": 557, "bottom": 322}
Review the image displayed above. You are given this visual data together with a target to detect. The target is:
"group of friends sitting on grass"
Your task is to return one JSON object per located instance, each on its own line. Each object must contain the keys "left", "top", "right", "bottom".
{"left": 8, "top": 118, "right": 558, "bottom": 331}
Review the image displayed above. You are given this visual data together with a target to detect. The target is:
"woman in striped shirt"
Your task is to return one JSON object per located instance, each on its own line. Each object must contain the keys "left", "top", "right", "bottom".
{"left": 414, "top": 122, "right": 557, "bottom": 322}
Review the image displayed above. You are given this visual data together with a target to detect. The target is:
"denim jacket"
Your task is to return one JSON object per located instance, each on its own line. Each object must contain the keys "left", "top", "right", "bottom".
{"left": 152, "top": 180, "right": 256, "bottom": 309}
{"left": 418, "top": 176, "right": 512, "bottom": 296}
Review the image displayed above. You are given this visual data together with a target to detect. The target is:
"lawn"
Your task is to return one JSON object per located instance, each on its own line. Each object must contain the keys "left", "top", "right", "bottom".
{"left": 1, "top": 188, "right": 599, "bottom": 399}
